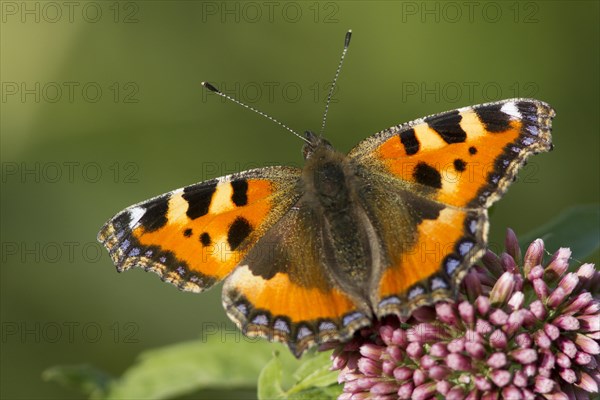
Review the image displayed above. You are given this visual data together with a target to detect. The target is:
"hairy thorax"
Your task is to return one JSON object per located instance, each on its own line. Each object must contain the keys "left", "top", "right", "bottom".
{"left": 300, "top": 142, "right": 378, "bottom": 296}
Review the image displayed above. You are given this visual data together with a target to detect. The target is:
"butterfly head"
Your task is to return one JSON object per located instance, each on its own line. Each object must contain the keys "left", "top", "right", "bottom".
{"left": 302, "top": 131, "right": 334, "bottom": 160}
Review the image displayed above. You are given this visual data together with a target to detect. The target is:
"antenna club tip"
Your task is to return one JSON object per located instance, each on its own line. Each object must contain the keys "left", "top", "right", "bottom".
{"left": 344, "top": 30, "right": 352, "bottom": 48}
{"left": 202, "top": 81, "right": 220, "bottom": 93}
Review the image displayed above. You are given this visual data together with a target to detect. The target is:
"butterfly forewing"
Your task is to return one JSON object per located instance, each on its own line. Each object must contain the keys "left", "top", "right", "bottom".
{"left": 98, "top": 167, "right": 301, "bottom": 292}
{"left": 349, "top": 98, "right": 554, "bottom": 208}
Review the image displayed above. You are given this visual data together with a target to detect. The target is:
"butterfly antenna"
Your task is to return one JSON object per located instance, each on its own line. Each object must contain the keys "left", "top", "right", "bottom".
{"left": 319, "top": 29, "right": 352, "bottom": 137}
{"left": 202, "top": 82, "right": 309, "bottom": 144}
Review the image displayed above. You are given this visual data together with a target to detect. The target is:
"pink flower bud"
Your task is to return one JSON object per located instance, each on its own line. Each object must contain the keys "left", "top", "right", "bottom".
{"left": 527, "top": 264, "right": 544, "bottom": 281}
{"left": 523, "top": 363, "right": 537, "bottom": 377}
{"left": 411, "top": 382, "right": 437, "bottom": 400}
{"left": 515, "top": 332, "right": 533, "bottom": 348}
{"left": 379, "top": 325, "right": 395, "bottom": 345}
{"left": 558, "top": 337, "right": 578, "bottom": 358}
{"left": 545, "top": 247, "right": 571, "bottom": 279}
{"left": 489, "top": 309, "right": 509, "bottom": 326}
{"left": 465, "top": 341, "right": 486, "bottom": 359}
{"left": 475, "top": 296, "right": 491, "bottom": 316}
{"left": 370, "top": 381, "right": 397, "bottom": 394}
{"left": 500, "top": 252, "right": 517, "bottom": 273}
{"left": 436, "top": 380, "right": 451, "bottom": 395}
{"left": 505, "top": 228, "right": 522, "bottom": 262}
{"left": 523, "top": 239, "right": 544, "bottom": 275}
{"left": 447, "top": 337, "right": 465, "bottom": 353}
{"left": 462, "top": 271, "right": 483, "bottom": 301}
{"left": 382, "top": 360, "right": 395, "bottom": 376}
{"left": 397, "top": 382, "right": 414, "bottom": 398}
{"left": 505, "top": 310, "right": 526, "bottom": 336}
{"left": 508, "top": 291, "right": 525, "bottom": 310}
{"left": 391, "top": 329, "right": 408, "bottom": 348}
{"left": 553, "top": 315, "right": 580, "bottom": 331}
{"left": 487, "top": 352, "right": 507, "bottom": 368}
{"left": 511, "top": 348, "right": 538, "bottom": 364}
{"left": 419, "top": 355, "right": 436, "bottom": 369}
{"left": 429, "top": 365, "right": 450, "bottom": 380}
{"left": 513, "top": 370, "right": 528, "bottom": 387}
{"left": 559, "top": 367, "right": 577, "bottom": 384}
{"left": 406, "top": 342, "right": 423, "bottom": 359}
{"left": 393, "top": 366, "right": 413, "bottom": 381}
{"left": 575, "top": 333, "right": 600, "bottom": 355}
{"left": 529, "top": 299, "right": 547, "bottom": 320}
{"left": 489, "top": 329, "right": 508, "bottom": 349}
{"left": 539, "top": 350, "right": 556, "bottom": 370}
{"left": 533, "top": 330, "right": 552, "bottom": 349}
{"left": 543, "top": 323, "right": 560, "bottom": 340}
{"left": 411, "top": 306, "right": 436, "bottom": 322}
{"left": 465, "top": 329, "right": 482, "bottom": 343}
{"left": 577, "top": 314, "right": 600, "bottom": 332}
{"left": 583, "top": 301, "right": 600, "bottom": 315}
{"left": 575, "top": 351, "right": 592, "bottom": 366}
{"left": 429, "top": 342, "right": 448, "bottom": 358}
{"left": 357, "top": 357, "right": 381, "bottom": 376}
{"left": 501, "top": 386, "right": 522, "bottom": 400}
{"left": 360, "top": 343, "right": 383, "bottom": 360}
{"left": 475, "top": 375, "right": 492, "bottom": 391}
{"left": 458, "top": 301, "right": 475, "bottom": 325}
{"left": 446, "top": 386, "right": 465, "bottom": 400}
{"left": 386, "top": 345, "right": 402, "bottom": 363}
{"left": 561, "top": 292, "right": 593, "bottom": 315}
{"left": 475, "top": 319, "right": 493, "bottom": 335}
{"left": 576, "top": 371, "right": 599, "bottom": 393}
{"left": 556, "top": 352, "right": 571, "bottom": 368}
{"left": 482, "top": 250, "right": 504, "bottom": 278}
{"left": 534, "top": 375, "right": 555, "bottom": 393}
{"left": 446, "top": 353, "right": 472, "bottom": 371}
{"left": 490, "top": 369, "right": 511, "bottom": 387}
{"left": 532, "top": 278, "right": 549, "bottom": 301}
{"left": 435, "top": 302, "right": 458, "bottom": 327}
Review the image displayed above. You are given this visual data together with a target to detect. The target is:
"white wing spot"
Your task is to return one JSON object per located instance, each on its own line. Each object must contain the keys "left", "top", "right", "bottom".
{"left": 127, "top": 207, "right": 146, "bottom": 229}
{"left": 500, "top": 102, "right": 521, "bottom": 119}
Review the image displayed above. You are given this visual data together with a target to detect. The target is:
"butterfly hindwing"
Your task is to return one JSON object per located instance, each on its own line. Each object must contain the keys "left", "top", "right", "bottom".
{"left": 351, "top": 170, "right": 488, "bottom": 317}
{"left": 374, "top": 206, "right": 488, "bottom": 317}
{"left": 349, "top": 98, "right": 555, "bottom": 317}
{"left": 98, "top": 167, "right": 301, "bottom": 292}
{"left": 223, "top": 200, "right": 372, "bottom": 357}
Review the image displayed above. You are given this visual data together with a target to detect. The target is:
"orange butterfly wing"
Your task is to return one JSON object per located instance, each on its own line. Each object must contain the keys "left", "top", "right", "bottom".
{"left": 349, "top": 99, "right": 554, "bottom": 316}
{"left": 223, "top": 208, "right": 371, "bottom": 357}
{"left": 98, "top": 167, "right": 301, "bottom": 292}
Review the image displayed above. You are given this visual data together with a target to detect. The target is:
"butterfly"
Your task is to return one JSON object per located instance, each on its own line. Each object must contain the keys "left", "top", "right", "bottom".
{"left": 98, "top": 32, "right": 555, "bottom": 357}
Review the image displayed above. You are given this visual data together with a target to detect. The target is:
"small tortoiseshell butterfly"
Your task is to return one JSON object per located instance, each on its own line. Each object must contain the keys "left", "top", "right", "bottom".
{"left": 98, "top": 31, "right": 554, "bottom": 357}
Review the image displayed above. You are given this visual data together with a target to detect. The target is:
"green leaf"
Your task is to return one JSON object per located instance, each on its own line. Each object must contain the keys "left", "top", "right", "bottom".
{"left": 289, "top": 351, "right": 338, "bottom": 392}
{"left": 45, "top": 333, "right": 343, "bottom": 400}
{"left": 257, "top": 351, "right": 286, "bottom": 400}
{"left": 287, "top": 385, "right": 343, "bottom": 400}
{"left": 45, "top": 334, "right": 285, "bottom": 399}
{"left": 42, "top": 364, "right": 113, "bottom": 400}
{"left": 104, "top": 335, "right": 279, "bottom": 399}
{"left": 258, "top": 349, "right": 341, "bottom": 400}
{"left": 519, "top": 204, "right": 600, "bottom": 261}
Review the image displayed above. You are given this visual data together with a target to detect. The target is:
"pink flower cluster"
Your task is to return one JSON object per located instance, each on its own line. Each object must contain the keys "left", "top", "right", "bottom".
{"left": 330, "top": 230, "right": 599, "bottom": 399}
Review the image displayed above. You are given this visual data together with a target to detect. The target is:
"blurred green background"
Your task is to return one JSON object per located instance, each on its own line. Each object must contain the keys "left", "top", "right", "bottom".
{"left": 2, "top": 1, "right": 599, "bottom": 398}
